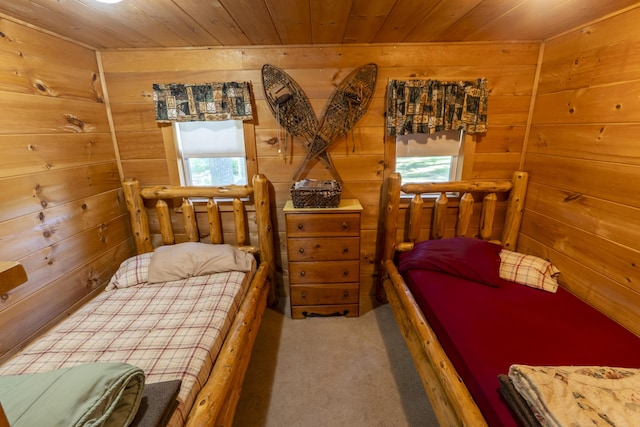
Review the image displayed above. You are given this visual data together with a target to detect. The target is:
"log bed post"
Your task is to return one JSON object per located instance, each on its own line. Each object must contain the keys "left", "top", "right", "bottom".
{"left": 501, "top": 171, "right": 529, "bottom": 250}
{"left": 122, "top": 179, "right": 153, "bottom": 254}
{"left": 253, "top": 174, "right": 277, "bottom": 305}
{"left": 382, "top": 172, "right": 402, "bottom": 262}
{"left": 377, "top": 172, "right": 402, "bottom": 302}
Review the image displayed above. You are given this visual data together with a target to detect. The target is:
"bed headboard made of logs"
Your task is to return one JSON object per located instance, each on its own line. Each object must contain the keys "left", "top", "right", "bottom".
{"left": 121, "top": 174, "right": 275, "bottom": 299}
{"left": 381, "top": 170, "right": 529, "bottom": 262}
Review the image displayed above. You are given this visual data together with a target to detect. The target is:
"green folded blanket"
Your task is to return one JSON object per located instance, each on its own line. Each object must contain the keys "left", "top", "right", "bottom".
{"left": 0, "top": 362, "right": 145, "bottom": 427}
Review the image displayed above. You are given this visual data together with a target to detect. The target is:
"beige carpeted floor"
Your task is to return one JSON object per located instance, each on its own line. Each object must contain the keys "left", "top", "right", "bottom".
{"left": 233, "top": 298, "right": 437, "bottom": 427}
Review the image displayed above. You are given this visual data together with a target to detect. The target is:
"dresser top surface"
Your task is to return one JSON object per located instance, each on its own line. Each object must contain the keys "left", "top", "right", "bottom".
{"left": 284, "top": 199, "right": 363, "bottom": 213}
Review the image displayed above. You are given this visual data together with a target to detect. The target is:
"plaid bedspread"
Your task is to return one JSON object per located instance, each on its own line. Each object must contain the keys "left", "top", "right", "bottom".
{"left": 0, "top": 269, "right": 251, "bottom": 426}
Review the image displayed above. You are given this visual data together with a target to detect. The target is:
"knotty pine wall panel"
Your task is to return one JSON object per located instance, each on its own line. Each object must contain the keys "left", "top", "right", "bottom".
{"left": 0, "top": 19, "right": 130, "bottom": 360}
{"left": 115, "top": 131, "right": 166, "bottom": 159}
{"left": 522, "top": 7, "right": 640, "bottom": 336}
{"left": 0, "top": 134, "right": 115, "bottom": 178}
{"left": 0, "top": 241, "right": 134, "bottom": 357}
{"left": 101, "top": 42, "right": 538, "bottom": 299}
{"left": 0, "top": 163, "right": 121, "bottom": 222}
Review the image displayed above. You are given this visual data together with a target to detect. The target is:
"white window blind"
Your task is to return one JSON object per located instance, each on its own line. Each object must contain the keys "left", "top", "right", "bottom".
{"left": 396, "top": 129, "right": 463, "bottom": 157}
{"left": 176, "top": 120, "right": 244, "bottom": 157}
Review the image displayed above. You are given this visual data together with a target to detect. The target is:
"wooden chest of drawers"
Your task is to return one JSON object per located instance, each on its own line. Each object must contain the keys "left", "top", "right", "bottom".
{"left": 284, "top": 199, "right": 363, "bottom": 319}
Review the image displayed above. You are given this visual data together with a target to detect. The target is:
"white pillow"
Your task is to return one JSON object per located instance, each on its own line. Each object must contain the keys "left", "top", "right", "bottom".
{"left": 147, "top": 242, "right": 253, "bottom": 284}
{"left": 499, "top": 249, "right": 560, "bottom": 293}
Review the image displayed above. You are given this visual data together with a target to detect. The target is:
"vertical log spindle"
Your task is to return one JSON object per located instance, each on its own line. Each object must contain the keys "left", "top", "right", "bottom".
{"left": 408, "top": 193, "right": 423, "bottom": 242}
{"left": 233, "top": 198, "right": 246, "bottom": 246}
{"left": 480, "top": 193, "right": 497, "bottom": 240}
{"left": 156, "top": 199, "right": 175, "bottom": 245}
{"left": 432, "top": 192, "right": 448, "bottom": 239}
{"left": 457, "top": 192, "right": 474, "bottom": 237}
{"left": 182, "top": 198, "right": 199, "bottom": 242}
{"left": 207, "top": 198, "right": 222, "bottom": 244}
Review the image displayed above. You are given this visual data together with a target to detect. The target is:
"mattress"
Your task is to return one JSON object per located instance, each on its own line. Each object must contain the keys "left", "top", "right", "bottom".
{"left": 0, "top": 268, "right": 252, "bottom": 426}
{"left": 403, "top": 269, "right": 640, "bottom": 427}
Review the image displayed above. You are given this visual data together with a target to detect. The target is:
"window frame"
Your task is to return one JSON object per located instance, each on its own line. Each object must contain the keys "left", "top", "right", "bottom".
{"left": 395, "top": 130, "right": 463, "bottom": 183}
{"left": 161, "top": 121, "right": 257, "bottom": 188}
{"left": 384, "top": 131, "right": 476, "bottom": 192}
{"left": 175, "top": 120, "right": 247, "bottom": 187}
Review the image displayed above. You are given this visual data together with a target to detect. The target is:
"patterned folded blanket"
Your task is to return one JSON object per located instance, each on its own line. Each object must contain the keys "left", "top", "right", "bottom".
{"left": 0, "top": 362, "right": 145, "bottom": 427}
{"left": 498, "top": 374, "right": 541, "bottom": 427}
{"left": 509, "top": 364, "right": 640, "bottom": 427}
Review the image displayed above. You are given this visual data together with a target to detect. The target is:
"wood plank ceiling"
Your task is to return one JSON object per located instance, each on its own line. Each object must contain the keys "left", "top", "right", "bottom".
{"left": 0, "top": 0, "right": 638, "bottom": 49}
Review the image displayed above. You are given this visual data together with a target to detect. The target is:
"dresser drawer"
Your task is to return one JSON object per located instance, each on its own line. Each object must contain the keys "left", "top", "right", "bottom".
{"left": 289, "top": 260, "right": 359, "bottom": 284}
{"left": 290, "top": 283, "right": 359, "bottom": 305}
{"left": 292, "top": 304, "right": 359, "bottom": 319}
{"left": 287, "top": 237, "right": 359, "bottom": 261}
{"left": 285, "top": 213, "right": 360, "bottom": 237}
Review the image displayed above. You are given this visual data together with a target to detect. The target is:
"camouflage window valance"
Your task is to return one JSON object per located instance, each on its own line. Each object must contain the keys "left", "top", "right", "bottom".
{"left": 153, "top": 82, "right": 253, "bottom": 122}
{"left": 386, "top": 79, "right": 488, "bottom": 136}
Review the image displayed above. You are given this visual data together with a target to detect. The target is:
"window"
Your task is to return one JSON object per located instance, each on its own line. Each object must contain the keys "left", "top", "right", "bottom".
{"left": 174, "top": 120, "right": 247, "bottom": 186}
{"left": 395, "top": 129, "right": 464, "bottom": 182}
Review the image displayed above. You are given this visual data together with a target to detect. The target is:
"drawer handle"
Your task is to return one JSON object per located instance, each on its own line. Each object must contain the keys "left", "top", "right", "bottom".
{"left": 300, "top": 271, "right": 306, "bottom": 277}
{"left": 342, "top": 270, "right": 349, "bottom": 277}
{"left": 343, "top": 290, "right": 349, "bottom": 298}
{"left": 299, "top": 247, "right": 305, "bottom": 254}
{"left": 341, "top": 222, "right": 349, "bottom": 230}
{"left": 342, "top": 247, "right": 349, "bottom": 253}
{"left": 297, "top": 223, "right": 304, "bottom": 230}
{"left": 302, "top": 310, "right": 349, "bottom": 318}
{"left": 301, "top": 291, "right": 307, "bottom": 298}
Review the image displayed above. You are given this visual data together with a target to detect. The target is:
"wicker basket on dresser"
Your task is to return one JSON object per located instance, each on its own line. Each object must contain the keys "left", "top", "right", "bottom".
{"left": 284, "top": 199, "right": 363, "bottom": 318}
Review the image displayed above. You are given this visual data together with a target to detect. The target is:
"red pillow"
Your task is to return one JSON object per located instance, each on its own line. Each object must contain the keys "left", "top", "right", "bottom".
{"left": 398, "top": 237, "right": 503, "bottom": 287}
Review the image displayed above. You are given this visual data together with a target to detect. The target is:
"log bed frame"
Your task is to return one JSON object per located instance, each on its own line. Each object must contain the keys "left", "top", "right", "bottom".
{"left": 378, "top": 170, "right": 528, "bottom": 427}
{"left": 122, "top": 173, "right": 275, "bottom": 427}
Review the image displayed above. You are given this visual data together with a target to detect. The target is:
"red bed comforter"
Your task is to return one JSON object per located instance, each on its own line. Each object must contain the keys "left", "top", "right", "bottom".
{"left": 403, "top": 269, "right": 640, "bottom": 427}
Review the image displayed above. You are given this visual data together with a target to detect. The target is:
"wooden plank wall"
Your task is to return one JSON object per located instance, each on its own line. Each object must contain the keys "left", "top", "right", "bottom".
{"left": 100, "top": 43, "right": 539, "bottom": 299}
{"left": 0, "top": 18, "right": 134, "bottom": 360}
{"left": 521, "top": 7, "right": 640, "bottom": 336}
{"left": 4, "top": 5, "right": 639, "bottom": 361}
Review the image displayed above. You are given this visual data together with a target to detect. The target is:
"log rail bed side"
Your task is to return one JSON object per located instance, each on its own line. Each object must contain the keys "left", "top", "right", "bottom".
{"left": 377, "top": 170, "right": 528, "bottom": 427}
{"left": 122, "top": 173, "right": 275, "bottom": 427}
